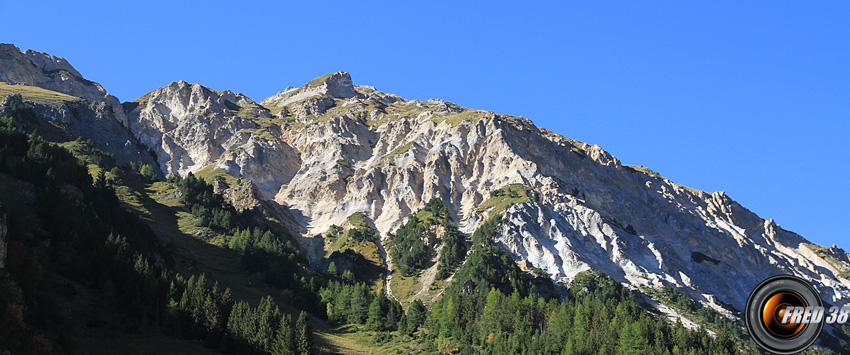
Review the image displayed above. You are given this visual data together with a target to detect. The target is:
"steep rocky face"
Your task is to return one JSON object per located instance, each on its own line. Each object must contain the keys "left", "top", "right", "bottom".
{"left": 124, "top": 81, "right": 301, "bottom": 196}
{"left": 74, "top": 67, "right": 850, "bottom": 317}
{"left": 267, "top": 95, "right": 850, "bottom": 313}
{"left": 0, "top": 94, "right": 159, "bottom": 167}
{"left": 261, "top": 71, "right": 356, "bottom": 108}
{"left": 224, "top": 179, "right": 263, "bottom": 212}
{"left": 0, "top": 44, "right": 157, "bottom": 168}
{"left": 0, "top": 43, "right": 128, "bottom": 126}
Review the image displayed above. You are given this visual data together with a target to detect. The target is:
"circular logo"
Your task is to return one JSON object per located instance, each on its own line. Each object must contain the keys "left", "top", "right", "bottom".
{"left": 745, "top": 275, "right": 823, "bottom": 354}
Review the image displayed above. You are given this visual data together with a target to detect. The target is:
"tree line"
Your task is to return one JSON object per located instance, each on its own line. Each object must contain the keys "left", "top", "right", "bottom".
{"left": 416, "top": 213, "right": 741, "bottom": 354}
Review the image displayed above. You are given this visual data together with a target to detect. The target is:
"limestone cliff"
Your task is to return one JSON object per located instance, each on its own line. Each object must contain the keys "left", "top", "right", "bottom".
{"left": 0, "top": 43, "right": 128, "bottom": 126}
{"left": 119, "top": 71, "right": 850, "bottom": 317}
{"left": 3, "top": 42, "right": 847, "bottom": 320}
{"left": 124, "top": 81, "right": 300, "bottom": 197}
{"left": 0, "top": 44, "right": 158, "bottom": 168}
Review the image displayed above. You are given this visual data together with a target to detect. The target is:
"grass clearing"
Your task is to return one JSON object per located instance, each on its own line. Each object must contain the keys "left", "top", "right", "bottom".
{"left": 390, "top": 256, "right": 443, "bottom": 307}
{"left": 110, "top": 174, "right": 277, "bottom": 306}
{"left": 58, "top": 272, "right": 216, "bottom": 355}
{"left": 315, "top": 325, "right": 424, "bottom": 355}
{"left": 305, "top": 73, "right": 336, "bottom": 88}
{"left": 430, "top": 109, "right": 490, "bottom": 127}
{"left": 194, "top": 165, "right": 240, "bottom": 186}
{"left": 325, "top": 219, "right": 385, "bottom": 290}
{"left": 233, "top": 101, "right": 269, "bottom": 121}
{"left": 390, "top": 267, "right": 420, "bottom": 303}
{"left": 414, "top": 209, "right": 434, "bottom": 224}
{"left": 476, "top": 183, "right": 534, "bottom": 215}
{"left": 379, "top": 141, "right": 414, "bottom": 166}
{"left": 347, "top": 212, "right": 369, "bottom": 228}
{"left": 0, "top": 82, "right": 81, "bottom": 104}
{"left": 624, "top": 164, "right": 662, "bottom": 178}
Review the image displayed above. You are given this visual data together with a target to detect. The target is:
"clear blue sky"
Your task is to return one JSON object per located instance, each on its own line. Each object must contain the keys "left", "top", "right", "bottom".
{"left": 6, "top": 2, "right": 849, "bottom": 249}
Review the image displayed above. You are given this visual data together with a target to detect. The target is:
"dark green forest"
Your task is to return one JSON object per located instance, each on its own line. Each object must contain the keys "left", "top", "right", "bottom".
{"left": 0, "top": 113, "right": 315, "bottom": 354}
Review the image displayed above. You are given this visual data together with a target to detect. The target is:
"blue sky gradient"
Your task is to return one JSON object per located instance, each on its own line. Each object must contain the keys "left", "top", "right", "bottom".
{"left": 6, "top": 1, "right": 849, "bottom": 248}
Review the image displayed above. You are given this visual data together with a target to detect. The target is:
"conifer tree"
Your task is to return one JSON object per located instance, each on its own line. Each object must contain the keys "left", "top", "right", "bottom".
{"left": 328, "top": 262, "right": 338, "bottom": 278}
{"left": 366, "top": 295, "right": 385, "bottom": 331}
{"left": 407, "top": 299, "right": 427, "bottom": 332}
{"left": 272, "top": 314, "right": 295, "bottom": 355}
{"left": 296, "top": 311, "right": 312, "bottom": 355}
{"left": 255, "top": 295, "right": 282, "bottom": 351}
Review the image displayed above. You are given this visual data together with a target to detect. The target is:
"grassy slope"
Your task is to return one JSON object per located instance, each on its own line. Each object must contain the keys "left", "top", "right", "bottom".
{"left": 315, "top": 325, "right": 425, "bottom": 355}
{"left": 0, "top": 82, "right": 81, "bottom": 104}
{"left": 114, "top": 174, "right": 274, "bottom": 305}
{"left": 194, "top": 165, "right": 240, "bottom": 187}
{"left": 476, "top": 183, "right": 534, "bottom": 216}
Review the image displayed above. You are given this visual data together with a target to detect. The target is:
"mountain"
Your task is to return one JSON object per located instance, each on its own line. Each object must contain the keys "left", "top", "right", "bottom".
{"left": 0, "top": 44, "right": 158, "bottom": 169}
{"left": 122, "top": 68, "right": 850, "bottom": 315}
{"left": 0, "top": 43, "right": 127, "bottom": 126}
{"left": 2, "top": 43, "right": 849, "bottom": 353}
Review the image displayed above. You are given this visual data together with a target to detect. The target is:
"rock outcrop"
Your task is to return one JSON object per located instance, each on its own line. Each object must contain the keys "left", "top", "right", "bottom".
{"left": 0, "top": 43, "right": 128, "bottom": 126}
{"left": 0, "top": 94, "right": 159, "bottom": 167}
{"left": 224, "top": 179, "right": 262, "bottom": 212}
{"left": 124, "top": 81, "right": 301, "bottom": 196}
{"left": 261, "top": 71, "right": 356, "bottom": 108}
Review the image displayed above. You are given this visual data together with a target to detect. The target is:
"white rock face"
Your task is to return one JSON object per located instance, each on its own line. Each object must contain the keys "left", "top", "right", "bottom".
{"left": 125, "top": 81, "right": 301, "bottom": 197}
{"left": 123, "top": 71, "right": 850, "bottom": 315}
{"left": 0, "top": 43, "right": 128, "bottom": 126}
{"left": 261, "top": 71, "right": 356, "bottom": 108}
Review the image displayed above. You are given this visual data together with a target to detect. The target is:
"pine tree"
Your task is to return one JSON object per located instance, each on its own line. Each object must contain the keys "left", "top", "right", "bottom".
{"left": 272, "top": 314, "right": 295, "bottom": 355}
{"left": 202, "top": 293, "right": 222, "bottom": 347}
{"left": 618, "top": 322, "right": 649, "bottom": 355}
{"left": 220, "top": 287, "right": 234, "bottom": 325}
{"left": 366, "top": 295, "right": 385, "bottom": 331}
{"left": 480, "top": 288, "right": 502, "bottom": 340}
{"left": 349, "top": 284, "right": 369, "bottom": 324}
{"left": 328, "top": 262, "right": 338, "bottom": 277}
{"left": 398, "top": 314, "right": 409, "bottom": 335}
{"left": 224, "top": 301, "right": 249, "bottom": 353}
{"left": 407, "top": 299, "right": 427, "bottom": 333}
{"left": 296, "top": 311, "right": 312, "bottom": 355}
{"left": 256, "top": 295, "right": 282, "bottom": 351}
{"left": 386, "top": 297, "right": 402, "bottom": 330}
{"left": 341, "top": 269, "right": 355, "bottom": 284}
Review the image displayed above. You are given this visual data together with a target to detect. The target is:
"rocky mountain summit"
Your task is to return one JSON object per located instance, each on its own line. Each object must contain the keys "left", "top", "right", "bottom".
{"left": 0, "top": 43, "right": 127, "bottom": 126}
{"left": 2, "top": 44, "right": 849, "bottom": 330}
{"left": 0, "top": 45, "right": 157, "bottom": 167}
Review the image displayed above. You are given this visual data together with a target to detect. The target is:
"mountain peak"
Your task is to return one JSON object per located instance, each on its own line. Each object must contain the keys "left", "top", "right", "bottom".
{"left": 261, "top": 71, "right": 355, "bottom": 107}
{"left": 304, "top": 71, "right": 355, "bottom": 98}
{"left": 0, "top": 43, "right": 127, "bottom": 125}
